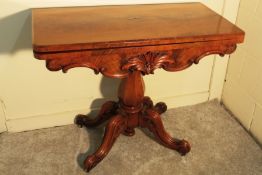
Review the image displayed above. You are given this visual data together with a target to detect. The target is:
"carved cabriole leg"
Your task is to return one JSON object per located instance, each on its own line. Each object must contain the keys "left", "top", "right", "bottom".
{"left": 84, "top": 114, "right": 126, "bottom": 172}
{"left": 75, "top": 101, "right": 118, "bottom": 128}
{"left": 142, "top": 109, "right": 191, "bottom": 156}
{"left": 79, "top": 70, "right": 191, "bottom": 172}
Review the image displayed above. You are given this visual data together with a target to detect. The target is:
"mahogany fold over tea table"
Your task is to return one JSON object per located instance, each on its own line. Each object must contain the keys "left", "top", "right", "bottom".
{"left": 32, "top": 3, "right": 244, "bottom": 172}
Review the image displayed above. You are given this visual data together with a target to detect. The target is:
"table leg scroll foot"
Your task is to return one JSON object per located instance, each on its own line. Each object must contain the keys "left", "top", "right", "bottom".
{"left": 75, "top": 101, "right": 118, "bottom": 128}
{"left": 142, "top": 97, "right": 167, "bottom": 115}
{"left": 143, "top": 96, "right": 154, "bottom": 109}
{"left": 143, "top": 109, "right": 191, "bottom": 156}
{"left": 154, "top": 102, "right": 167, "bottom": 115}
{"left": 84, "top": 115, "right": 126, "bottom": 172}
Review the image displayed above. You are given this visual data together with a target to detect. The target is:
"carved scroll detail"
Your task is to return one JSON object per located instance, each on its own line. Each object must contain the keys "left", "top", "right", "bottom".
{"left": 46, "top": 59, "right": 105, "bottom": 74}
{"left": 163, "top": 44, "right": 237, "bottom": 72}
{"left": 219, "top": 44, "right": 237, "bottom": 56}
{"left": 143, "top": 109, "right": 191, "bottom": 155}
{"left": 121, "top": 51, "right": 174, "bottom": 75}
{"left": 36, "top": 43, "right": 237, "bottom": 78}
{"left": 84, "top": 115, "right": 126, "bottom": 172}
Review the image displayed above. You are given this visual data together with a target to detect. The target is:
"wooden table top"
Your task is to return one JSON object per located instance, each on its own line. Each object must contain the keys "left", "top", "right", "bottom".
{"left": 32, "top": 3, "right": 244, "bottom": 53}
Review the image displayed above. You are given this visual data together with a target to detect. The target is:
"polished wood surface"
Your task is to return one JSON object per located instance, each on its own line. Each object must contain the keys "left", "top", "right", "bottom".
{"left": 34, "top": 40, "right": 238, "bottom": 78}
{"left": 32, "top": 3, "right": 244, "bottom": 52}
{"left": 75, "top": 71, "right": 191, "bottom": 172}
{"left": 32, "top": 2, "right": 245, "bottom": 173}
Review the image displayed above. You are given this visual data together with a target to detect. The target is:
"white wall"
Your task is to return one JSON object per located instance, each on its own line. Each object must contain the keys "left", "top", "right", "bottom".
{"left": 222, "top": 0, "right": 262, "bottom": 144}
{"left": 0, "top": 0, "right": 239, "bottom": 132}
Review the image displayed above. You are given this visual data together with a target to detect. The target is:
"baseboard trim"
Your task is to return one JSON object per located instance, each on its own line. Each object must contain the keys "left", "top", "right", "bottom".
{"left": 153, "top": 91, "right": 209, "bottom": 109}
{"left": 6, "top": 92, "right": 209, "bottom": 132}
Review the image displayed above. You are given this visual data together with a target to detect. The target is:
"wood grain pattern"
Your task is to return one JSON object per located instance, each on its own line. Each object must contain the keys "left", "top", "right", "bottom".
{"left": 32, "top": 3, "right": 244, "bottom": 52}
{"left": 32, "top": 2, "right": 245, "bottom": 173}
{"left": 34, "top": 41, "right": 238, "bottom": 78}
{"left": 75, "top": 71, "right": 192, "bottom": 172}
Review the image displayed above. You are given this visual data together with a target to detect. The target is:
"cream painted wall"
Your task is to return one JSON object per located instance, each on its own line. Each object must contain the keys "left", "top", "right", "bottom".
{"left": 223, "top": 0, "right": 262, "bottom": 144}
{"left": 0, "top": 0, "right": 239, "bottom": 132}
{"left": 0, "top": 99, "right": 7, "bottom": 132}
{"left": 209, "top": 0, "right": 242, "bottom": 100}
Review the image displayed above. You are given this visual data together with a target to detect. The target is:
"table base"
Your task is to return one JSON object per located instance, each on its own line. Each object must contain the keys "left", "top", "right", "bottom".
{"left": 74, "top": 71, "right": 190, "bottom": 172}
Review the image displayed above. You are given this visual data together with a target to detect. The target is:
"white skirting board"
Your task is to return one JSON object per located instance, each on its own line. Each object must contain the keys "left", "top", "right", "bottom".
{"left": 6, "top": 92, "right": 209, "bottom": 132}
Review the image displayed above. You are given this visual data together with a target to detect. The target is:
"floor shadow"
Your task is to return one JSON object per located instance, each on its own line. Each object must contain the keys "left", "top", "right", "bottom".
{"left": 77, "top": 123, "right": 106, "bottom": 169}
{"left": 139, "top": 116, "right": 182, "bottom": 147}
{"left": 0, "top": 9, "right": 32, "bottom": 54}
{"left": 76, "top": 76, "right": 121, "bottom": 169}
{"left": 139, "top": 127, "right": 156, "bottom": 141}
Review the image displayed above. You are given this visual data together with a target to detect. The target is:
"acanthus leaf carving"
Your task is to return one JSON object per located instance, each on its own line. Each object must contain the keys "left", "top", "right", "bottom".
{"left": 121, "top": 51, "right": 174, "bottom": 75}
